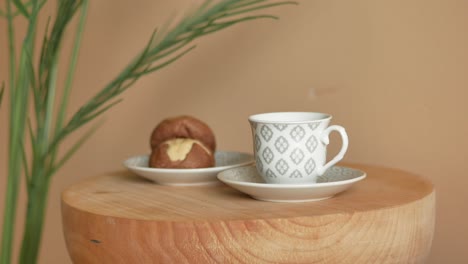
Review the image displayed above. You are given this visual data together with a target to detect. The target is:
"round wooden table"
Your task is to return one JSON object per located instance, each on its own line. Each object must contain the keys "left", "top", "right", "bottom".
{"left": 61, "top": 164, "right": 435, "bottom": 264}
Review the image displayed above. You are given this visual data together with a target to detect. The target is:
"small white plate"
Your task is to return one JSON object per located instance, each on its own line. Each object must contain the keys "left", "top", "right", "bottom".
{"left": 217, "top": 165, "right": 366, "bottom": 202}
{"left": 124, "top": 151, "right": 254, "bottom": 186}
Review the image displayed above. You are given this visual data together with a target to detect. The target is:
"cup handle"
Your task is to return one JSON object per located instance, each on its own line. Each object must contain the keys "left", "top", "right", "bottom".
{"left": 317, "top": 125, "right": 349, "bottom": 175}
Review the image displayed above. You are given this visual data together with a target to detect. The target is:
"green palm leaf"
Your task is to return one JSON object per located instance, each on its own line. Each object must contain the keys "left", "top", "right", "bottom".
{"left": 53, "top": 0, "right": 297, "bottom": 150}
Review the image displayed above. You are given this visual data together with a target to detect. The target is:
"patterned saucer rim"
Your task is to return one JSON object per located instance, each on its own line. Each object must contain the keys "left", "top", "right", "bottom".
{"left": 217, "top": 165, "right": 366, "bottom": 188}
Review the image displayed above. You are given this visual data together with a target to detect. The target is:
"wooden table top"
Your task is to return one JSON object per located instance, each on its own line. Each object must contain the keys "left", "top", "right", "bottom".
{"left": 62, "top": 163, "right": 433, "bottom": 221}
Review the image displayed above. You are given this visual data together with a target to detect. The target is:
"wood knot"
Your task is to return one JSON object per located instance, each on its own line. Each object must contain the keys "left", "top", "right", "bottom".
{"left": 90, "top": 239, "right": 101, "bottom": 244}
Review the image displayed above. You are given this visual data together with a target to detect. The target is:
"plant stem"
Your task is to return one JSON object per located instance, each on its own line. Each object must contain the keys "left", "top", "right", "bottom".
{"left": 52, "top": 0, "right": 89, "bottom": 166}
{"left": 1, "top": 0, "right": 40, "bottom": 262}
{"left": 0, "top": 0, "right": 18, "bottom": 262}
{"left": 18, "top": 175, "right": 50, "bottom": 264}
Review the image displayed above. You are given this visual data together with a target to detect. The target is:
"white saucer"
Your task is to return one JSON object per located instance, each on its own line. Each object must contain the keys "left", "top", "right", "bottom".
{"left": 217, "top": 165, "right": 366, "bottom": 202}
{"left": 124, "top": 151, "right": 254, "bottom": 186}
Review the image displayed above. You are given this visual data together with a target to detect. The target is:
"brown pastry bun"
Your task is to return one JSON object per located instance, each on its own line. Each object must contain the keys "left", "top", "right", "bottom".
{"left": 149, "top": 138, "right": 215, "bottom": 169}
{"left": 150, "top": 116, "right": 216, "bottom": 152}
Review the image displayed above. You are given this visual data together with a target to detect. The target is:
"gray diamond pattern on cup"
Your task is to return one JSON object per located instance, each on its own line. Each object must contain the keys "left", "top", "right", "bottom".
{"left": 266, "top": 169, "right": 277, "bottom": 178}
{"left": 262, "top": 147, "right": 274, "bottom": 164}
{"left": 260, "top": 125, "right": 273, "bottom": 142}
{"left": 308, "top": 123, "right": 320, "bottom": 131}
{"left": 290, "top": 148, "right": 305, "bottom": 165}
{"left": 290, "top": 125, "right": 306, "bottom": 142}
{"left": 305, "top": 158, "right": 316, "bottom": 174}
{"left": 275, "top": 159, "right": 289, "bottom": 175}
{"left": 290, "top": 170, "right": 303, "bottom": 178}
{"left": 256, "top": 157, "right": 264, "bottom": 172}
{"left": 273, "top": 124, "right": 287, "bottom": 131}
{"left": 255, "top": 134, "right": 262, "bottom": 152}
{"left": 305, "top": 135, "right": 318, "bottom": 154}
{"left": 274, "top": 136, "right": 289, "bottom": 154}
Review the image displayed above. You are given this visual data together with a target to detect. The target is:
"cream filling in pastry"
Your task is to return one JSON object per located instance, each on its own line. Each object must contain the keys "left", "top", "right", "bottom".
{"left": 164, "top": 138, "right": 211, "bottom": 161}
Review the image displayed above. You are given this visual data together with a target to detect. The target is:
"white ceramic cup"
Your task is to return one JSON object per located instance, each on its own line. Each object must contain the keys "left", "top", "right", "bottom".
{"left": 249, "top": 112, "right": 348, "bottom": 184}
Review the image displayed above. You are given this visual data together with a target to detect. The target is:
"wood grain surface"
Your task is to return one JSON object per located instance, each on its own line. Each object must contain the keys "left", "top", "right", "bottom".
{"left": 61, "top": 164, "right": 435, "bottom": 263}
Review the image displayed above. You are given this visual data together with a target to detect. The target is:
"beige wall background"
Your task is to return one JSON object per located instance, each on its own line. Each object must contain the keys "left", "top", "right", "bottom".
{"left": 1, "top": 0, "right": 467, "bottom": 263}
